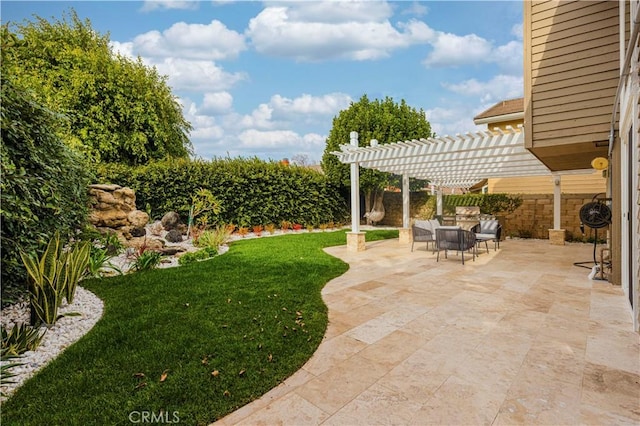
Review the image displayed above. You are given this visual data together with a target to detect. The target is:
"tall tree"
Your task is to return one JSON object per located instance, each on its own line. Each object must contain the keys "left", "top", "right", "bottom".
{"left": 322, "top": 95, "right": 433, "bottom": 220}
{"left": 2, "top": 11, "right": 192, "bottom": 165}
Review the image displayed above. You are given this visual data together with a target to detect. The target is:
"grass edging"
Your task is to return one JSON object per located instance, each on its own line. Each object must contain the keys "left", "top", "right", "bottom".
{"left": 1, "top": 230, "right": 398, "bottom": 425}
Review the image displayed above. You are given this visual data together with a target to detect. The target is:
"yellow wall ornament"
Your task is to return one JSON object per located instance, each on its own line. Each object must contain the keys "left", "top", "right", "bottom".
{"left": 591, "top": 157, "right": 609, "bottom": 170}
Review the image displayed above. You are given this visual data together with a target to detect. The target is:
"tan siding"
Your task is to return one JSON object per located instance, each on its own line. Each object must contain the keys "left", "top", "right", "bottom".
{"left": 532, "top": 38, "right": 617, "bottom": 64}
{"left": 532, "top": 51, "right": 619, "bottom": 79}
{"left": 488, "top": 173, "right": 606, "bottom": 194}
{"left": 531, "top": 6, "right": 618, "bottom": 39}
{"left": 534, "top": 90, "right": 616, "bottom": 110}
{"left": 531, "top": 69, "right": 619, "bottom": 95}
{"left": 531, "top": 25, "right": 619, "bottom": 54}
{"left": 533, "top": 105, "right": 612, "bottom": 124}
{"left": 527, "top": 1, "right": 619, "bottom": 169}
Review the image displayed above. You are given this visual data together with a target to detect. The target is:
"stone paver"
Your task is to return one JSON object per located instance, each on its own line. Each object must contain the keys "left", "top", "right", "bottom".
{"left": 214, "top": 238, "right": 640, "bottom": 425}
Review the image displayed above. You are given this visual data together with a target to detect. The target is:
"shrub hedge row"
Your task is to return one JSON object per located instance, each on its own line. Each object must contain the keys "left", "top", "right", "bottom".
{"left": 96, "top": 158, "right": 348, "bottom": 227}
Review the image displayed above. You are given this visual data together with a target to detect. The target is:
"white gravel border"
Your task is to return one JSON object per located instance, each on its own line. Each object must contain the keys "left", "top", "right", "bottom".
{"left": 0, "top": 286, "right": 104, "bottom": 402}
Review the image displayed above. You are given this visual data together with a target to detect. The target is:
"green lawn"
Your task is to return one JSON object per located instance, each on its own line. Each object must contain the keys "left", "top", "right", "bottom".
{"left": 2, "top": 230, "right": 398, "bottom": 426}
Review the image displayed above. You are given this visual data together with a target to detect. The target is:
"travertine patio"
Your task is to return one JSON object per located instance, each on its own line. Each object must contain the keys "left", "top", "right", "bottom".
{"left": 215, "top": 238, "right": 640, "bottom": 425}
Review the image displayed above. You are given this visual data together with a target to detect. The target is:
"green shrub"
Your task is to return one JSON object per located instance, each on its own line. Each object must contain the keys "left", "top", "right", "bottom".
{"left": 177, "top": 247, "right": 218, "bottom": 266}
{"left": 443, "top": 193, "right": 523, "bottom": 215}
{"left": 1, "top": 323, "right": 46, "bottom": 357}
{"left": 194, "top": 225, "right": 233, "bottom": 249}
{"left": 96, "top": 157, "right": 348, "bottom": 226}
{"left": 1, "top": 73, "right": 91, "bottom": 307}
{"left": 129, "top": 250, "right": 162, "bottom": 272}
{"left": 20, "top": 233, "right": 91, "bottom": 326}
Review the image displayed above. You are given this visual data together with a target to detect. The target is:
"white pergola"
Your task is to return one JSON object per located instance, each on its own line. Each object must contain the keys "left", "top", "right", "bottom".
{"left": 332, "top": 127, "right": 590, "bottom": 250}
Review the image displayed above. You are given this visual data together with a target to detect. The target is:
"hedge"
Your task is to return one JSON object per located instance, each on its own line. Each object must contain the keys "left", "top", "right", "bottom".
{"left": 96, "top": 158, "right": 348, "bottom": 227}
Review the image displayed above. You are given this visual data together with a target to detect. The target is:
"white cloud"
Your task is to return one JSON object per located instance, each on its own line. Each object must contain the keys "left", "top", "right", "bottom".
{"left": 109, "top": 41, "right": 135, "bottom": 59}
{"left": 489, "top": 40, "right": 523, "bottom": 73}
{"left": 246, "top": 5, "right": 432, "bottom": 61}
{"left": 141, "top": 1, "right": 199, "bottom": 12}
{"left": 201, "top": 92, "right": 234, "bottom": 114}
{"left": 132, "top": 20, "right": 246, "bottom": 61}
{"left": 270, "top": 93, "right": 352, "bottom": 117}
{"left": 511, "top": 23, "right": 523, "bottom": 40}
{"left": 422, "top": 32, "right": 492, "bottom": 68}
{"left": 239, "top": 104, "right": 274, "bottom": 130}
{"left": 284, "top": 1, "right": 394, "bottom": 23}
{"left": 402, "top": 2, "right": 429, "bottom": 17}
{"left": 148, "top": 57, "right": 247, "bottom": 92}
{"left": 238, "top": 129, "right": 324, "bottom": 150}
{"left": 425, "top": 106, "right": 482, "bottom": 137}
{"left": 443, "top": 75, "right": 523, "bottom": 103}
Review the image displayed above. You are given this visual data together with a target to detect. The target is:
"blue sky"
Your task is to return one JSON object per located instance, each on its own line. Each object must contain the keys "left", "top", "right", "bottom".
{"left": 3, "top": 1, "right": 524, "bottom": 164}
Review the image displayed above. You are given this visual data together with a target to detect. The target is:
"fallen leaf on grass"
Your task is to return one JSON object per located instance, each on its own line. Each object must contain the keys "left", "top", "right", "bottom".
{"left": 223, "top": 390, "right": 231, "bottom": 397}
{"left": 160, "top": 370, "right": 169, "bottom": 382}
{"left": 135, "top": 382, "right": 147, "bottom": 390}
{"left": 238, "top": 369, "right": 246, "bottom": 377}
{"left": 268, "top": 354, "right": 273, "bottom": 362}
{"left": 202, "top": 357, "right": 209, "bottom": 365}
{"left": 211, "top": 370, "right": 219, "bottom": 377}
{"left": 133, "top": 373, "right": 145, "bottom": 379}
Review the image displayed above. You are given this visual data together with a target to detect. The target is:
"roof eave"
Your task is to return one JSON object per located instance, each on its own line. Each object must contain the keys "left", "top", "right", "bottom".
{"left": 473, "top": 111, "right": 524, "bottom": 125}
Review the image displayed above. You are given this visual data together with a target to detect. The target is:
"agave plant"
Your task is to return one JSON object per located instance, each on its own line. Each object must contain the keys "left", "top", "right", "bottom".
{"left": 1, "top": 324, "right": 46, "bottom": 357}
{"left": 64, "top": 241, "right": 91, "bottom": 304}
{"left": 20, "top": 233, "right": 91, "bottom": 326}
{"left": 0, "top": 354, "right": 23, "bottom": 394}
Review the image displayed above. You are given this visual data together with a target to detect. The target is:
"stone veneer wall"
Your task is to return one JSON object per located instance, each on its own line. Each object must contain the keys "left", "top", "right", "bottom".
{"left": 380, "top": 192, "right": 606, "bottom": 240}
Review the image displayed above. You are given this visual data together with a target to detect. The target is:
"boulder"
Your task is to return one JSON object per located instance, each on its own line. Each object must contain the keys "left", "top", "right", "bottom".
{"left": 161, "top": 212, "right": 181, "bottom": 231}
{"left": 127, "top": 237, "right": 165, "bottom": 251}
{"left": 160, "top": 247, "right": 186, "bottom": 256}
{"left": 165, "top": 229, "right": 183, "bottom": 243}
{"left": 90, "top": 209, "right": 129, "bottom": 228}
{"left": 130, "top": 226, "right": 147, "bottom": 237}
{"left": 128, "top": 210, "right": 149, "bottom": 228}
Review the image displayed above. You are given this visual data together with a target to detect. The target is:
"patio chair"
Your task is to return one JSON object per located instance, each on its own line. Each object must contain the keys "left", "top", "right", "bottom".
{"left": 436, "top": 228, "right": 476, "bottom": 264}
{"left": 471, "top": 220, "right": 502, "bottom": 252}
{"left": 411, "top": 219, "right": 440, "bottom": 252}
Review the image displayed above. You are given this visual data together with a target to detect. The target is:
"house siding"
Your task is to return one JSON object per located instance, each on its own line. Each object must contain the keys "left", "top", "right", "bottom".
{"left": 524, "top": 1, "right": 619, "bottom": 170}
{"left": 488, "top": 173, "right": 606, "bottom": 194}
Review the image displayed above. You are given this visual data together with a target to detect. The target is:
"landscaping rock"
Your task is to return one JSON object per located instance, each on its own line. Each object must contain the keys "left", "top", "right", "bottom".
{"left": 160, "top": 247, "right": 186, "bottom": 256}
{"left": 130, "top": 226, "right": 146, "bottom": 237}
{"left": 128, "top": 210, "right": 149, "bottom": 228}
{"left": 165, "top": 229, "right": 183, "bottom": 243}
{"left": 128, "top": 237, "right": 165, "bottom": 251}
{"left": 161, "top": 212, "right": 181, "bottom": 230}
{"left": 87, "top": 184, "right": 149, "bottom": 240}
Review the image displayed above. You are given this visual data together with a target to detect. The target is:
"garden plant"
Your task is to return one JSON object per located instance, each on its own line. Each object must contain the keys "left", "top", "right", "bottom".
{"left": 1, "top": 230, "right": 397, "bottom": 425}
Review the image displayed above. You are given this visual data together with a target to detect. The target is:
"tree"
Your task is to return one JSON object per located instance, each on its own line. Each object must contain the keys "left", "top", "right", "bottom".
{"left": 321, "top": 95, "right": 433, "bottom": 220}
{"left": 0, "top": 68, "right": 91, "bottom": 305}
{"left": 2, "top": 10, "right": 192, "bottom": 165}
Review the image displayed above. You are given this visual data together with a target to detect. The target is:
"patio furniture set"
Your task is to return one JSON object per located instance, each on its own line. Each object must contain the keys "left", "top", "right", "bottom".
{"left": 411, "top": 218, "right": 502, "bottom": 265}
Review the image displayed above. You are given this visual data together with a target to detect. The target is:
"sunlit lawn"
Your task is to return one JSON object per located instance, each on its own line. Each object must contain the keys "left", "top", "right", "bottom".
{"left": 2, "top": 229, "right": 398, "bottom": 425}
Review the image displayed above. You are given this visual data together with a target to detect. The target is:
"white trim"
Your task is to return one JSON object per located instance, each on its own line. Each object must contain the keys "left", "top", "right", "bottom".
{"left": 473, "top": 111, "right": 524, "bottom": 125}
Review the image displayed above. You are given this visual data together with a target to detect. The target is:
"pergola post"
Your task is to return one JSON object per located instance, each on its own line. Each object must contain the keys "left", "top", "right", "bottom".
{"left": 346, "top": 131, "right": 366, "bottom": 252}
{"left": 436, "top": 188, "right": 443, "bottom": 219}
{"left": 549, "top": 174, "right": 565, "bottom": 245}
{"left": 399, "top": 174, "right": 411, "bottom": 244}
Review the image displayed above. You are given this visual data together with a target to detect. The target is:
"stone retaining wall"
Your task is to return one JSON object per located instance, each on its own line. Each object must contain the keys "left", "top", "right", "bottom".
{"left": 379, "top": 192, "right": 607, "bottom": 240}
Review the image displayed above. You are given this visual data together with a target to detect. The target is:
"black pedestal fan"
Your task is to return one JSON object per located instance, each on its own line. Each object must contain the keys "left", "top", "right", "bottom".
{"left": 574, "top": 194, "right": 611, "bottom": 272}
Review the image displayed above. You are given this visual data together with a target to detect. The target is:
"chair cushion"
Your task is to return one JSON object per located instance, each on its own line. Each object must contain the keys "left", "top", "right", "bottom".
{"left": 428, "top": 219, "right": 441, "bottom": 231}
{"left": 475, "top": 233, "right": 496, "bottom": 240}
{"left": 414, "top": 220, "right": 431, "bottom": 230}
{"left": 479, "top": 220, "right": 499, "bottom": 233}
